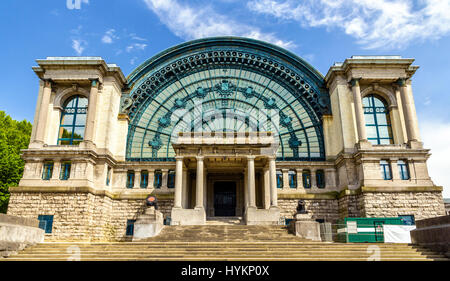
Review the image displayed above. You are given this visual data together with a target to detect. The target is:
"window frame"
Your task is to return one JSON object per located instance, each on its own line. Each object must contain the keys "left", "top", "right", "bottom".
{"left": 398, "top": 160, "right": 410, "bottom": 180}
{"left": 288, "top": 170, "right": 297, "bottom": 188}
{"left": 363, "top": 94, "right": 394, "bottom": 145}
{"left": 59, "top": 161, "right": 71, "bottom": 180}
{"left": 167, "top": 170, "right": 175, "bottom": 189}
{"left": 276, "top": 170, "right": 283, "bottom": 189}
{"left": 316, "top": 169, "right": 325, "bottom": 188}
{"left": 380, "top": 160, "right": 392, "bottom": 180}
{"left": 140, "top": 170, "right": 148, "bottom": 188}
{"left": 154, "top": 170, "right": 162, "bottom": 188}
{"left": 58, "top": 95, "right": 88, "bottom": 145}
{"left": 42, "top": 162, "right": 54, "bottom": 180}
{"left": 126, "top": 171, "right": 135, "bottom": 188}
{"left": 38, "top": 215, "right": 54, "bottom": 234}
{"left": 302, "top": 170, "right": 311, "bottom": 188}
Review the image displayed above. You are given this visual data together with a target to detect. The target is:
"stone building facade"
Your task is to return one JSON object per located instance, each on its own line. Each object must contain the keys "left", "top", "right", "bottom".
{"left": 7, "top": 37, "right": 445, "bottom": 241}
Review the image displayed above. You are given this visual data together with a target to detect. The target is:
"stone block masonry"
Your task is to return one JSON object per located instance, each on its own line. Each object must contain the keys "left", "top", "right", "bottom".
{"left": 7, "top": 191, "right": 174, "bottom": 241}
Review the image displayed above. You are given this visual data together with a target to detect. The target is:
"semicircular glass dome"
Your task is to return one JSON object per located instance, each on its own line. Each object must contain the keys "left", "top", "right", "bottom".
{"left": 124, "top": 37, "right": 329, "bottom": 161}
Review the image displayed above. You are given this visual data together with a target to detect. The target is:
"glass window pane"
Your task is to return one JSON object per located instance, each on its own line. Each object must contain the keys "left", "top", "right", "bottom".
{"left": 61, "top": 114, "right": 74, "bottom": 126}
{"left": 376, "top": 113, "right": 387, "bottom": 125}
{"left": 364, "top": 114, "right": 375, "bottom": 125}
{"left": 73, "top": 127, "right": 85, "bottom": 139}
{"left": 366, "top": 126, "right": 378, "bottom": 138}
{"left": 77, "top": 97, "right": 88, "bottom": 107}
{"left": 74, "top": 113, "right": 86, "bottom": 126}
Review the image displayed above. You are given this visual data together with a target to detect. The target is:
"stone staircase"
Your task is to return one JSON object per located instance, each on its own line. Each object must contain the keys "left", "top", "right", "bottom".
{"left": 3, "top": 224, "right": 448, "bottom": 261}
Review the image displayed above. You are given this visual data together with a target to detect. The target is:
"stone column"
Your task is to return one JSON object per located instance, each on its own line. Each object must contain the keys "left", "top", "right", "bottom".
{"left": 52, "top": 161, "right": 60, "bottom": 180}
{"left": 148, "top": 169, "right": 155, "bottom": 189}
{"left": 268, "top": 156, "right": 278, "bottom": 207}
{"left": 282, "top": 169, "right": 289, "bottom": 189}
{"left": 263, "top": 167, "right": 271, "bottom": 209}
{"left": 243, "top": 168, "right": 248, "bottom": 208}
{"left": 397, "top": 79, "right": 420, "bottom": 143}
{"left": 203, "top": 167, "right": 207, "bottom": 210}
{"left": 174, "top": 156, "right": 183, "bottom": 208}
{"left": 134, "top": 170, "right": 141, "bottom": 188}
{"left": 247, "top": 156, "right": 256, "bottom": 208}
{"left": 35, "top": 79, "right": 52, "bottom": 144}
{"left": 311, "top": 168, "right": 317, "bottom": 189}
{"left": 296, "top": 168, "right": 303, "bottom": 190}
{"left": 161, "top": 169, "right": 169, "bottom": 191}
{"left": 350, "top": 78, "right": 368, "bottom": 142}
{"left": 84, "top": 79, "right": 99, "bottom": 145}
{"left": 195, "top": 156, "right": 204, "bottom": 209}
{"left": 182, "top": 168, "right": 188, "bottom": 208}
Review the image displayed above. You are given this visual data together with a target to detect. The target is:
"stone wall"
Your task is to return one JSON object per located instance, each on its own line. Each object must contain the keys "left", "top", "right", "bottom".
{"left": 362, "top": 191, "right": 445, "bottom": 220}
{"left": 338, "top": 194, "right": 365, "bottom": 218}
{"left": 277, "top": 199, "right": 339, "bottom": 223}
{"left": 7, "top": 192, "right": 175, "bottom": 242}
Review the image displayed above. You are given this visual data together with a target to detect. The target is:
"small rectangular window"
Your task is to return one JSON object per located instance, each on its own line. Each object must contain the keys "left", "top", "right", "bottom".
{"left": 106, "top": 166, "right": 112, "bottom": 186}
{"left": 399, "top": 215, "right": 415, "bottom": 225}
{"left": 288, "top": 170, "right": 297, "bottom": 188}
{"left": 126, "top": 171, "right": 135, "bottom": 188}
{"left": 316, "top": 170, "right": 325, "bottom": 188}
{"left": 140, "top": 171, "right": 148, "bottom": 188}
{"left": 380, "top": 160, "right": 392, "bottom": 180}
{"left": 42, "top": 162, "right": 54, "bottom": 180}
{"left": 154, "top": 170, "right": 162, "bottom": 188}
{"left": 302, "top": 170, "right": 311, "bottom": 188}
{"left": 126, "top": 219, "right": 136, "bottom": 236}
{"left": 276, "top": 170, "right": 283, "bottom": 189}
{"left": 38, "top": 215, "right": 54, "bottom": 234}
{"left": 398, "top": 160, "right": 410, "bottom": 180}
{"left": 59, "top": 162, "right": 71, "bottom": 180}
{"left": 168, "top": 170, "right": 175, "bottom": 188}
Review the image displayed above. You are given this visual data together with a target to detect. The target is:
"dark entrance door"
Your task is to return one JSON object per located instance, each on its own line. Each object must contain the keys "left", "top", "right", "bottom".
{"left": 214, "top": 181, "right": 236, "bottom": 216}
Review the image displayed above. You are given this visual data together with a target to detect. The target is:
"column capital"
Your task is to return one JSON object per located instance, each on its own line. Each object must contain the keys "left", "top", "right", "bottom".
{"left": 89, "top": 78, "right": 100, "bottom": 88}
{"left": 175, "top": 156, "right": 184, "bottom": 161}
{"left": 246, "top": 155, "right": 256, "bottom": 160}
{"left": 196, "top": 156, "right": 204, "bottom": 161}
{"left": 350, "top": 78, "right": 361, "bottom": 87}
{"left": 41, "top": 78, "right": 53, "bottom": 88}
{"left": 396, "top": 78, "right": 407, "bottom": 87}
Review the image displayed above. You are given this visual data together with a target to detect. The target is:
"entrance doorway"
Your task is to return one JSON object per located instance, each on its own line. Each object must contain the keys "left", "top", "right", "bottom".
{"left": 214, "top": 181, "right": 236, "bottom": 216}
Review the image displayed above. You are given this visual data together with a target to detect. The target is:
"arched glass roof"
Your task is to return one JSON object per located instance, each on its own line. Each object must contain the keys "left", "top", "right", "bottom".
{"left": 121, "top": 37, "right": 330, "bottom": 161}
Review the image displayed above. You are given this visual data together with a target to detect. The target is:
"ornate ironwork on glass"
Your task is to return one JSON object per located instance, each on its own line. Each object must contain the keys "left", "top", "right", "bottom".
{"left": 122, "top": 38, "right": 330, "bottom": 162}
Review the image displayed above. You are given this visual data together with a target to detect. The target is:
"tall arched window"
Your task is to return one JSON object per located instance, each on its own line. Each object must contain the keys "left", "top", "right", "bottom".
{"left": 58, "top": 95, "right": 88, "bottom": 145}
{"left": 363, "top": 94, "right": 393, "bottom": 145}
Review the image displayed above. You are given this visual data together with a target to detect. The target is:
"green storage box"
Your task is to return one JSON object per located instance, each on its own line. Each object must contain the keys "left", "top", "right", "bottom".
{"left": 337, "top": 217, "right": 404, "bottom": 243}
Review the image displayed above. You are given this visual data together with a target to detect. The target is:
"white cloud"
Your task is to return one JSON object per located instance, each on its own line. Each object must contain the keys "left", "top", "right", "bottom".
{"left": 419, "top": 118, "right": 450, "bottom": 198}
{"left": 72, "top": 39, "right": 87, "bottom": 55}
{"left": 248, "top": 0, "right": 450, "bottom": 49}
{"left": 142, "top": 0, "right": 295, "bottom": 49}
{"left": 126, "top": 43, "right": 148, "bottom": 52}
{"left": 102, "top": 29, "right": 119, "bottom": 44}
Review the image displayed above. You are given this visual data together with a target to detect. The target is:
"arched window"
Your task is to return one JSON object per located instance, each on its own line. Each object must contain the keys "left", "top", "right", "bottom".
{"left": 363, "top": 95, "right": 393, "bottom": 145}
{"left": 58, "top": 95, "right": 88, "bottom": 145}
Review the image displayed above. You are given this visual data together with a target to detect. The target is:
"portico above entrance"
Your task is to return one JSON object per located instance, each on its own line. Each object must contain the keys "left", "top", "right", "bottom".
{"left": 170, "top": 132, "right": 280, "bottom": 225}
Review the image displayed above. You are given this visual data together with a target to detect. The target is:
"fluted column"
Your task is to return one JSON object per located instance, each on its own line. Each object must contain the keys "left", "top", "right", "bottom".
{"left": 397, "top": 78, "right": 419, "bottom": 142}
{"left": 195, "top": 156, "right": 204, "bottom": 209}
{"left": 174, "top": 156, "right": 183, "bottom": 208}
{"left": 268, "top": 156, "right": 278, "bottom": 207}
{"left": 247, "top": 156, "right": 256, "bottom": 208}
{"left": 350, "top": 78, "right": 368, "bottom": 142}
{"left": 35, "top": 79, "right": 52, "bottom": 144}
{"left": 181, "top": 168, "right": 188, "bottom": 208}
{"left": 84, "top": 79, "right": 99, "bottom": 144}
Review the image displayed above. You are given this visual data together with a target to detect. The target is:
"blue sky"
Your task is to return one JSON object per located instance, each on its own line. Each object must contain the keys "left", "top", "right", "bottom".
{"left": 1, "top": 0, "right": 449, "bottom": 197}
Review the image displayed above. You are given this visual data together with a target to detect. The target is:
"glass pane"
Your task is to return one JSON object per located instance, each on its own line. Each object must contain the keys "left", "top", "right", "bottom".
{"left": 73, "top": 127, "right": 85, "bottom": 139}
{"left": 61, "top": 114, "right": 74, "bottom": 126}
{"left": 376, "top": 113, "right": 387, "bottom": 125}
{"left": 366, "top": 126, "right": 378, "bottom": 138}
{"left": 373, "top": 97, "right": 385, "bottom": 107}
{"left": 378, "top": 127, "right": 391, "bottom": 138}
{"left": 74, "top": 113, "right": 86, "bottom": 126}
{"left": 59, "top": 127, "right": 73, "bottom": 139}
{"left": 364, "top": 114, "right": 375, "bottom": 125}
{"left": 78, "top": 97, "right": 88, "bottom": 107}
{"left": 65, "top": 98, "right": 76, "bottom": 107}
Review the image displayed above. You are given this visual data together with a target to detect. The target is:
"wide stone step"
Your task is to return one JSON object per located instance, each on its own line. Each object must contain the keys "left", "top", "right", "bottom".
{"left": 5, "top": 257, "right": 444, "bottom": 261}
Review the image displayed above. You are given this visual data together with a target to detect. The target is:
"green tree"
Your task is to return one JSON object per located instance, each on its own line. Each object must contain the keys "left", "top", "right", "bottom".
{"left": 0, "top": 111, "right": 32, "bottom": 213}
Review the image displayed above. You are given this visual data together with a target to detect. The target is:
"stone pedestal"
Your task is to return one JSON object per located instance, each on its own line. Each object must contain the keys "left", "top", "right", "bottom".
{"left": 171, "top": 207, "right": 206, "bottom": 225}
{"left": 132, "top": 207, "right": 164, "bottom": 241}
{"left": 291, "top": 213, "right": 321, "bottom": 241}
{"left": 245, "top": 206, "right": 280, "bottom": 225}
